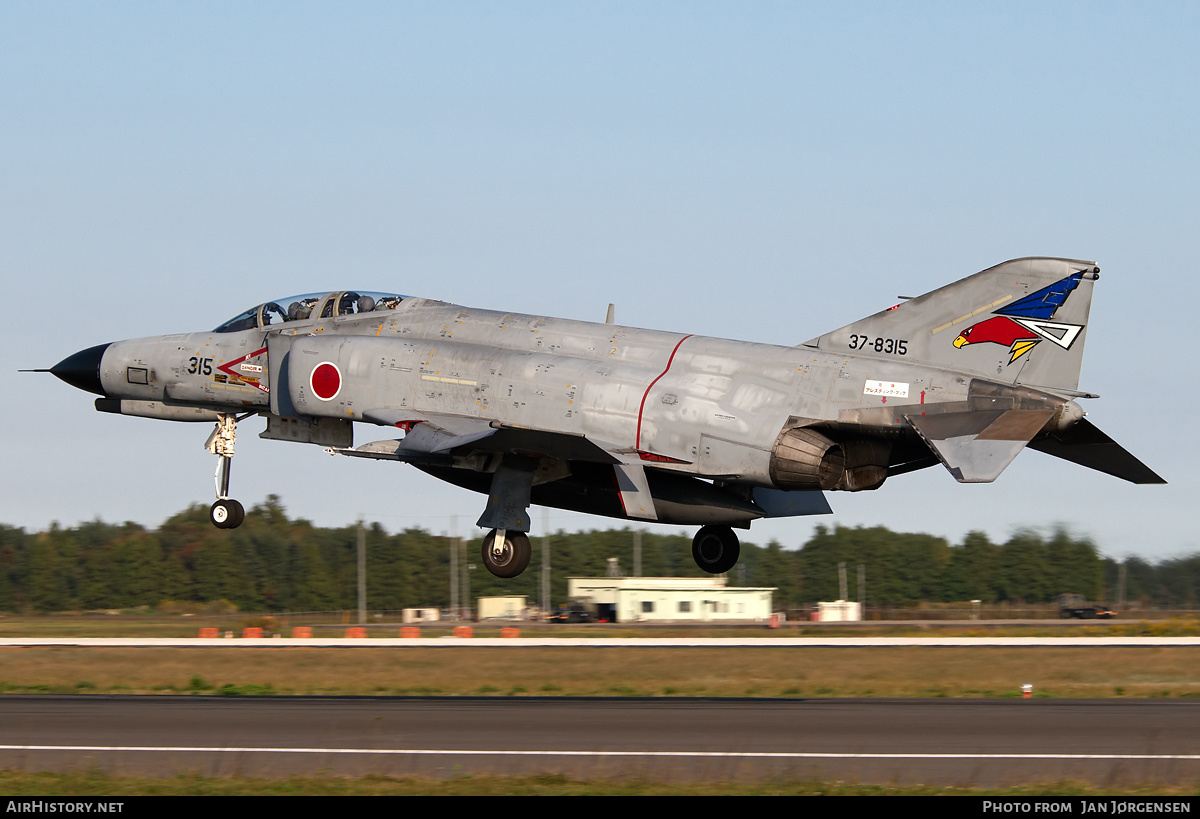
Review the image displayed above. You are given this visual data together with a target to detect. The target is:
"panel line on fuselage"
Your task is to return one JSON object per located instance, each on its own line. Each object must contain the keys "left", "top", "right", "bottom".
{"left": 634, "top": 334, "right": 693, "bottom": 451}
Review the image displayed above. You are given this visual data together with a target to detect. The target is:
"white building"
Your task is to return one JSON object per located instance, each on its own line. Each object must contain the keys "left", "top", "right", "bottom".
{"left": 567, "top": 576, "right": 775, "bottom": 623}
{"left": 815, "top": 600, "right": 862, "bottom": 622}
{"left": 401, "top": 607, "right": 440, "bottom": 624}
{"left": 477, "top": 595, "right": 528, "bottom": 621}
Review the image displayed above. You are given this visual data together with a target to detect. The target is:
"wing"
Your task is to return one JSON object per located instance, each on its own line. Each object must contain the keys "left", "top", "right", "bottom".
{"left": 346, "top": 409, "right": 623, "bottom": 464}
{"left": 345, "top": 410, "right": 831, "bottom": 525}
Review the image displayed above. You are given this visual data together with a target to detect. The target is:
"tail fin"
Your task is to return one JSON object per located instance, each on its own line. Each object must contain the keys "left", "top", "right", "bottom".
{"left": 804, "top": 257, "right": 1100, "bottom": 392}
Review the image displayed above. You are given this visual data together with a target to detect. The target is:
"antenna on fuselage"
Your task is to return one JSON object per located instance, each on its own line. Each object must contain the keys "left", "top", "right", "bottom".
{"left": 605, "top": 303, "right": 615, "bottom": 324}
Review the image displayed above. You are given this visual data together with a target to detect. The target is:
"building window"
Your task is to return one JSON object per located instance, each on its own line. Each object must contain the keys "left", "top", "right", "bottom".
{"left": 678, "top": 601, "right": 692, "bottom": 613}
{"left": 641, "top": 601, "right": 654, "bottom": 613}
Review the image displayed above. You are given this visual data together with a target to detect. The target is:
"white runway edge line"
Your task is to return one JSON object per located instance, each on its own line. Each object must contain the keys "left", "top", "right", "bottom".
{"left": 3, "top": 746, "right": 1200, "bottom": 761}
{"left": 1, "top": 638, "right": 1198, "bottom": 647}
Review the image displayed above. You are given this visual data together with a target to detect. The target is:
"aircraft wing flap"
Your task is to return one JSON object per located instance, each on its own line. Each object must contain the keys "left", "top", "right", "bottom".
{"left": 1027, "top": 418, "right": 1166, "bottom": 484}
{"left": 906, "top": 409, "right": 1054, "bottom": 483}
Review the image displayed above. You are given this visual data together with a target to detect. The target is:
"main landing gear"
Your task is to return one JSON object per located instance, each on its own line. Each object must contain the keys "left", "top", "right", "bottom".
{"left": 476, "top": 455, "right": 536, "bottom": 578}
{"left": 691, "top": 524, "right": 740, "bottom": 574}
{"left": 206, "top": 413, "right": 245, "bottom": 529}
{"left": 481, "top": 529, "right": 532, "bottom": 578}
{"left": 474, "top": 523, "right": 740, "bottom": 578}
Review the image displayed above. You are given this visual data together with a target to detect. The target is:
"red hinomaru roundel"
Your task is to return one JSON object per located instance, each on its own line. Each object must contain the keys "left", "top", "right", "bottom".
{"left": 310, "top": 361, "right": 342, "bottom": 401}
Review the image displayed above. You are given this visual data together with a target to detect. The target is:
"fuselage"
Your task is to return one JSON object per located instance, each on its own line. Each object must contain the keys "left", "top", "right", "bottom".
{"left": 84, "top": 291, "right": 972, "bottom": 491}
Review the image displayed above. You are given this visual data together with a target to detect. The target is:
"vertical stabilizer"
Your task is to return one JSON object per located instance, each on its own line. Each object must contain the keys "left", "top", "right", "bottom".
{"left": 805, "top": 257, "right": 1100, "bottom": 392}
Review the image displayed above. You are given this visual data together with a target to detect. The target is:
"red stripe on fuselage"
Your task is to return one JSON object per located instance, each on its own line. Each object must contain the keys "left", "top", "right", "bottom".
{"left": 635, "top": 335, "right": 692, "bottom": 450}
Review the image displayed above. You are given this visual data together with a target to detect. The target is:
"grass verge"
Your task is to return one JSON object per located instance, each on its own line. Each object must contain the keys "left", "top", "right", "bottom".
{"left": 0, "top": 770, "right": 1197, "bottom": 796}
{"left": 0, "top": 646, "right": 1199, "bottom": 698}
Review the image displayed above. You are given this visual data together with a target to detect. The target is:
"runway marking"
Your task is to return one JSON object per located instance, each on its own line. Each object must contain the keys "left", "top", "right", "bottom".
{"left": 4, "top": 746, "right": 1200, "bottom": 761}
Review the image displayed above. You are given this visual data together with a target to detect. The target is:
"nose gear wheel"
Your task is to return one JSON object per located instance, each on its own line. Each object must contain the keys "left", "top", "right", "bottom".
{"left": 210, "top": 498, "right": 245, "bottom": 529}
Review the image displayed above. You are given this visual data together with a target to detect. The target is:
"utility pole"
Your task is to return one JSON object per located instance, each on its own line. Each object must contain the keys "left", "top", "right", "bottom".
{"left": 450, "top": 520, "right": 459, "bottom": 620}
{"left": 857, "top": 563, "right": 866, "bottom": 619}
{"left": 462, "top": 535, "right": 472, "bottom": 621}
{"left": 541, "top": 508, "right": 550, "bottom": 621}
{"left": 633, "top": 529, "right": 642, "bottom": 578}
{"left": 357, "top": 519, "right": 366, "bottom": 625}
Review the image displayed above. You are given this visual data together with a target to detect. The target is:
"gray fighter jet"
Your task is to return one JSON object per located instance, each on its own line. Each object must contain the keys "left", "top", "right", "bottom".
{"left": 39, "top": 257, "right": 1163, "bottom": 578}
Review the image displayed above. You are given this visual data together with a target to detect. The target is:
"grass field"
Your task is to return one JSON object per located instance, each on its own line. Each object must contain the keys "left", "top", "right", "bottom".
{"left": 1, "top": 613, "right": 1198, "bottom": 639}
{"left": 0, "top": 645, "right": 1198, "bottom": 698}
{"left": 1, "top": 770, "right": 1198, "bottom": 796}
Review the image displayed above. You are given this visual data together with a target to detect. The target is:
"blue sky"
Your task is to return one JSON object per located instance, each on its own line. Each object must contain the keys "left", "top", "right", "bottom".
{"left": 3, "top": 2, "right": 1196, "bottom": 560}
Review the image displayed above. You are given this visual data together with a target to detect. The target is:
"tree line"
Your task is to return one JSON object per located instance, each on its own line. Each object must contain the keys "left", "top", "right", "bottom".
{"left": 0, "top": 496, "right": 1195, "bottom": 613}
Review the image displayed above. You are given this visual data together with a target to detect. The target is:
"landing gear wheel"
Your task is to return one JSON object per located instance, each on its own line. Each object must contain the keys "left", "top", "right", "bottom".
{"left": 207, "top": 414, "right": 243, "bottom": 530}
{"left": 481, "top": 529, "right": 532, "bottom": 578}
{"left": 210, "top": 499, "right": 245, "bottom": 529}
{"left": 692, "top": 525, "right": 740, "bottom": 574}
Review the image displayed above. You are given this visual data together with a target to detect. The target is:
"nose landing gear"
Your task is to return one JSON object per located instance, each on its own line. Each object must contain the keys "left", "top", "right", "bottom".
{"left": 206, "top": 413, "right": 245, "bottom": 529}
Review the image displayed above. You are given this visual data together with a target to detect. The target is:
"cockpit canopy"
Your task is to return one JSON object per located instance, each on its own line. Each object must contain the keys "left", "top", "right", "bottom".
{"left": 214, "top": 291, "right": 406, "bottom": 333}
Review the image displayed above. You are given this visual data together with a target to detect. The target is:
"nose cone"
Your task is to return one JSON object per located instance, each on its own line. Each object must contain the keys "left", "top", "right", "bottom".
{"left": 50, "top": 343, "right": 111, "bottom": 396}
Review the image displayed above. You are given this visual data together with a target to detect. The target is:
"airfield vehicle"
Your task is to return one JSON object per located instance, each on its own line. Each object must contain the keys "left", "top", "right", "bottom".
{"left": 1057, "top": 594, "right": 1117, "bottom": 619}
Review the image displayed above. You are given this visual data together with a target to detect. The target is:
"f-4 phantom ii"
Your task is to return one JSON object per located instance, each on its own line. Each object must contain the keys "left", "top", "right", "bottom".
{"left": 40, "top": 257, "right": 1163, "bottom": 579}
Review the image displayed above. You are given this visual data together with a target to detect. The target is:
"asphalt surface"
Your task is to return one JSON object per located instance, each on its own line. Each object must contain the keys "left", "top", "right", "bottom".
{"left": 1, "top": 696, "right": 1198, "bottom": 785}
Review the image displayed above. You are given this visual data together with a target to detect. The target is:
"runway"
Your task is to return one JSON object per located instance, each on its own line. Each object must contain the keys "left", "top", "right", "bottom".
{"left": 2, "top": 696, "right": 1197, "bottom": 785}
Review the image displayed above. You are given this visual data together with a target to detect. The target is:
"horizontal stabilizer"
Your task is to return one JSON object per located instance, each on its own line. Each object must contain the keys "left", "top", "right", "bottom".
{"left": 1027, "top": 419, "right": 1166, "bottom": 484}
{"left": 907, "top": 409, "right": 1054, "bottom": 483}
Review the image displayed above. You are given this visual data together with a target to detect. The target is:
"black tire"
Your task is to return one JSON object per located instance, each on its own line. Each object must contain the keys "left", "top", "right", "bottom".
{"left": 691, "top": 525, "right": 740, "bottom": 574}
{"left": 210, "top": 499, "right": 245, "bottom": 529}
{"left": 481, "top": 529, "right": 532, "bottom": 578}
